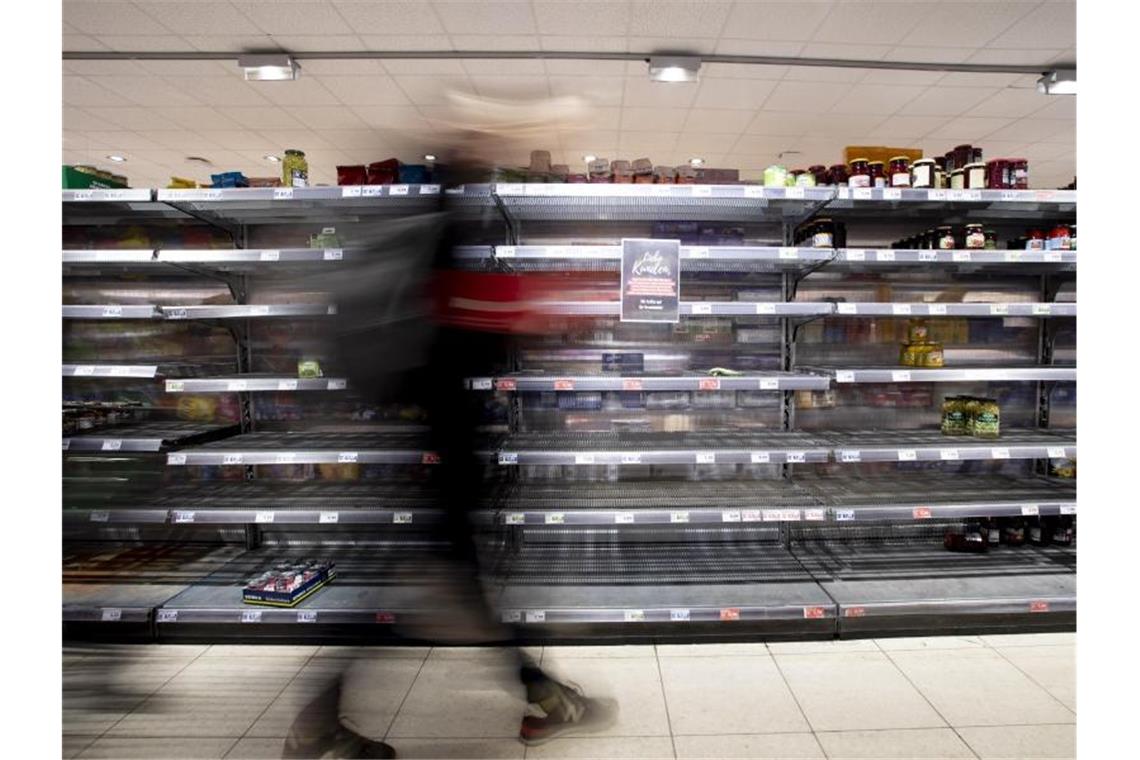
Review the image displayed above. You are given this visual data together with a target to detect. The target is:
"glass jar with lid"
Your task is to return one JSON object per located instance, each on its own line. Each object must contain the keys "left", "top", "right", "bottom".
{"left": 868, "top": 160, "right": 887, "bottom": 188}
{"left": 950, "top": 169, "right": 965, "bottom": 190}
{"left": 848, "top": 159, "right": 871, "bottom": 188}
{"left": 964, "top": 224, "right": 986, "bottom": 249}
{"left": 1010, "top": 159, "right": 1029, "bottom": 189}
{"left": 808, "top": 165, "right": 828, "bottom": 185}
{"left": 811, "top": 218, "right": 836, "bottom": 248}
{"left": 936, "top": 226, "right": 956, "bottom": 250}
{"left": 795, "top": 169, "right": 816, "bottom": 187}
{"left": 1026, "top": 230, "right": 1046, "bottom": 250}
{"left": 984, "top": 230, "right": 999, "bottom": 249}
{"left": 829, "top": 163, "right": 849, "bottom": 186}
{"left": 282, "top": 149, "right": 308, "bottom": 188}
{"left": 934, "top": 157, "right": 946, "bottom": 188}
{"left": 911, "top": 158, "right": 936, "bottom": 189}
{"left": 763, "top": 164, "right": 788, "bottom": 187}
{"left": 889, "top": 156, "right": 911, "bottom": 187}
{"left": 964, "top": 162, "right": 986, "bottom": 189}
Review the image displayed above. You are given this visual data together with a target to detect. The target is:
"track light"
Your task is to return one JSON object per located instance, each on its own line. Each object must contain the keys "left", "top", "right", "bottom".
{"left": 1037, "top": 69, "right": 1076, "bottom": 95}
{"left": 648, "top": 56, "right": 701, "bottom": 83}
{"left": 239, "top": 54, "right": 300, "bottom": 82}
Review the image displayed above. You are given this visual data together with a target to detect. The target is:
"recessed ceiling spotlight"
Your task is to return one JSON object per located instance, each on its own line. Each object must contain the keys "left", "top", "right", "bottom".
{"left": 264, "top": 154, "right": 282, "bottom": 163}
{"left": 689, "top": 157, "right": 705, "bottom": 167}
{"left": 583, "top": 154, "right": 597, "bottom": 162}
{"left": 106, "top": 154, "right": 127, "bottom": 162}
{"left": 423, "top": 154, "right": 437, "bottom": 161}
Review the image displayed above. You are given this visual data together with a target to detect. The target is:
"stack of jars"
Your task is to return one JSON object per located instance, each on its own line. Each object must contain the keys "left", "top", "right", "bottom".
{"left": 892, "top": 225, "right": 998, "bottom": 250}
{"left": 899, "top": 319, "right": 944, "bottom": 368}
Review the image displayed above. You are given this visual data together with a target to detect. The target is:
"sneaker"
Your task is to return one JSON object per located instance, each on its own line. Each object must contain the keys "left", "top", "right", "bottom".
{"left": 518, "top": 681, "right": 619, "bottom": 747}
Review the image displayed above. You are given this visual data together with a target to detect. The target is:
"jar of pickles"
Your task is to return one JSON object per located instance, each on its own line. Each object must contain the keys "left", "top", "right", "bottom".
{"left": 889, "top": 156, "right": 911, "bottom": 187}
{"left": 282, "top": 149, "right": 309, "bottom": 188}
{"left": 971, "top": 398, "right": 1001, "bottom": 438}
{"left": 848, "top": 158, "right": 871, "bottom": 188}
{"left": 911, "top": 158, "right": 936, "bottom": 189}
{"left": 795, "top": 170, "right": 816, "bottom": 187}
{"left": 941, "top": 397, "right": 969, "bottom": 436}
{"left": 868, "top": 160, "right": 887, "bottom": 188}
{"left": 965, "top": 224, "right": 986, "bottom": 249}
{"left": 763, "top": 165, "right": 788, "bottom": 187}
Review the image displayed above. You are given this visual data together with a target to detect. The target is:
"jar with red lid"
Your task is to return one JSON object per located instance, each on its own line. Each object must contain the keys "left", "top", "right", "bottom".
{"left": 936, "top": 226, "right": 956, "bottom": 250}
{"left": 868, "top": 161, "right": 887, "bottom": 188}
{"left": 1026, "top": 230, "right": 1046, "bottom": 250}
{"left": 1047, "top": 225, "right": 1072, "bottom": 250}
{"left": 911, "top": 158, "right": 936, "bottom": 188}
{"left": 964, "top": 224, "right": 986, "bottom": 249}
{"left": 848, "top": 158, "right": 870, "bottom": 188}
{"left": 808, "top": 165, "right": 828, "bottom": 185}
{"left": 964, "top": 162, "right": 986, "bottom": 189}
{"left": 829, "top": 163, "right": 849, "bottom": 186}
{"left": 888, "top": 156, "right": 911, "bottom": 187}
{"left": 1010, "top": 159, "right": 1029, "bottom": 189}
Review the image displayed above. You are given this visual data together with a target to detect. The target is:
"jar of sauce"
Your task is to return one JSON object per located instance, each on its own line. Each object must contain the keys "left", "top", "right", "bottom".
{"left": 965, "top": 224, "right": 986, "bottom": 249}
{"left": 811, "top": 218, "right": 836, "bottom": 248}
{"left": 1026, "top": 230, "right": 1046, "bottom": 250}
{"left": 808, "top": 165, "right": 828, "bottom": 185}
{"left": 949, "top": 169, "right": 965, "bottom": 190}
{"left": 954, "top": 144, "right": 973, "bottom": 170}
{"left": 1010, "top": 159, "right": 1029, "bottom": 189}
{"left": 889, "top": 156, "right": 911, "bottom": 187}
{"left": 911, "top": 158, "right": 936, "bottom": 188}
{"left": 964, "top": 163, "right": 986, "bottom": 189}
{"left": 936, "top": 226, "right": 956, "bottom": 250}
{"left": 868, "top": 160, "right": 887, "bottom": 188}
{"left": 985, "top": 159, "right": 1008, "bottom": 189}
{"left": 984, "top": 230, "right": 998, "bottom": 249}
{"left": 934, "top": 157, "right": 946, "bottom": 188}
{"left": 848, "top": 158, "right": 871, "bottom": 188}
{"left": 1047, "top": 225, "right": 1072, "bottom": 250}
{"left": 828, "top": 164, "right": 849, "bottom": 186}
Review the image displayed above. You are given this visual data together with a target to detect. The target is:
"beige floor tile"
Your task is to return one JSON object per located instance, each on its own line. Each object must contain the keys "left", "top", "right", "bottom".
{"left": 958, "top": 724, "right": 1076, "bottom": 759}
{"left": 538, "top": 654, "right": 671, "bottom": 738}
{"left": 767, "top": 640, "right": 879, "bottom": 655}
{"left": 815, "top": 728, "right": 975, "bottom": 758}
{"left": 673, "top": 733, "right": 824, "bottom": 759}
{"left": 887, "top": 649, "right": 1074, "bottom": 727}
{"left": 222, "top": 737, "right": 285, "bottom": 759}
{"left": 655, "top": 643, "right": 770, "bottom": 658}
{"left": 386, "top": 738, "right": 525, "bottom": 758}
{"left": 202, "top": 645, "right": 318, "bottom": 658}
{"left": 63, "top": 735, "right": 97, "bottom": 759}
{"left": 73, "top": 644, "right": 210, "bottom": 659}
{"left": 659, "top": 656, "right": 809, "bottom": 735}
{"left": 875, "top": 636, "right": 986, "bottom": 651}
{"left": 428, "top": 646, "right": 538, "bottom": 662}
{"left": 542, "top": 645, "right": 655, "bottom": 659}
{"left": 63, "top": 655, "right": 196, "bottom": 735}
{"left": 527, "top": 736, "right": 675, "bottom": 759}
{"left": 775, "top": 651, "right": 945, "bottom": 732}
{"left": 314, "top": 645, "right": 430, "bottom": 660}
{"left": 386, "top": 654, "right": 527, "bottom": 738}
{"left": 77, "top": 736, "right": 235, "bottom": 758}
{"left": 994, "top": 645, "right": 1076, "bottom": 711}
{"left": 979, "top": 632, "right": 1075, "bottom": 648}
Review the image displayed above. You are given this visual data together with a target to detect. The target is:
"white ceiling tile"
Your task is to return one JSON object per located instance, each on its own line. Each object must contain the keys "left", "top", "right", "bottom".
{"left": 181, "top": 35, "right": 282, "bottom": 52}
{"left": 618, "top": 131, "right": 679, "bottom": 156}
{"left": 448, "top": 34, "right": 542, "bottom": 51}
{"left": 356, "top": 35, "right": 454, "bottom": 51}
{"left": 864, "top": 115, "right": 947, "bottom": 142}
{"left": 255, "top": 78, "right": 342, "bottom": 106}
{"left": 132, "top": 1, "right": 264, "bottom": 35}
{"left": 702, "top": 62, "right": 788, "bottom": 81}
{"left": 967, "top": 88, "right": 1053, "bottom": 119}
{"left": 626, "top": 36, "right": 719, "bottom": 55}
{"left": 882, "top": 46, "right": 975, "bottom": 65}
{"left": 762, "top": 81, "right": 851, "bottom": 112}
{"left": 692, "top": 78, "right": 777, "bottom": 110}
{"left": 622, "top": 77, "right": 699, "bottom": 108}
{"left": 532, "top": 1, "right": 630, "bottom": 35}
{"left": 539, "top": 36, "right": 629, "bottom": 53}
{"left": 547, "top": 77, "right": 625, "bottom": 107}
{"left": 71, "top": 130, "right": 169, "bottom": 151}
{"left": 782, "top": 65, "right": 866, "bottom": 84}
{"left": 391, "top": 75, "right": 473, "bottom": 105}
{"left": 620, "top": 107, "right": 689, "bottom": 131}
{"left": 681, "top": 109, "right": 757, "bottom": 134}
{"left": 937, "top": 72, "right": 1028, "bottom": 89}
{"left": 743, "top": 111, "right": 829, "bottom": 137}
{"left": 713, "top": 39, "right": 805, "bottom": 57}
{"left": 730, "top": 134, "right": 798, "bottom": 156}
{"left": 63, "top": 34, "right": 109, "bottom": 51}
{"left": 967, "top": 48, "right": 1064, "bottom": 65}
{"left": 317, "top": 75, "right": 411, "bottom": 105}
{"left": 317, "top": 129, "right": 393, "bottom": 151}
{"left": 217, "top": 106, "right": 307, "bottom": 129}
{"left": 350, "top": 105, "right": 433, "bottom": 132}
{"left": 292, "top": 60, "right": 386, "bottom": 76}
{"left": 1017, "top": 142, "right": 1074, "bottom": 162}
{"left": 925, "top": 116, "right": 1016, "bottom": 142}
{"left": 82, "top": 106, "right": 179, "bottom": 131}
{"left": 984, "top": 117, "right": 1073, "bottom": 144}
{"left": 153, "top": 106, "right": 245, "bottom": 131}
{"left": 95, "top": 36, "right": 199, "bottom": 52}
{"left": 231, "top": 1, "right": 354, "bottom": 35}
{"left": 331, "top": 1, "right": 447, "bottom": 34}
{"left": 1031, "top": 96, "right": 1075, "bottom": 121}
{"left": 197, "top": 130, "right": 277, "bottom": 151}
{"left": 901, "top": 86, "right": 1001, "bottom": 116}
{"left": 382, "top": 59, "right": 468, "bottom": 76}
{"left": 65, "top": 107, "right": 121, "bottom": 132}
{"left": 471, "top": 76, "right": 551, "bottom": 99}
{"left": 803, "top": 114, "right": 888, "bottom": 138}
{"left": 285, "top": 106, "right": 370, "bottom": 130}
{"left": 271, "top": 35, "right": 368, "bottom": 51}
{"left": 811, "top": 2, "right": 931, "bottom": 45}
{"left": 829, "top": 84, "right": 927, "bottom": 115}
{"left": 140, "top": 130, "right": 227, "bottom": 153}
{"left": 63, "top": 59, "right": 149, "bottom": 77}
{"left": 63, "top": 76, "right": 135, "bottom": 108}
{"left": 543, "top": 60, "right": 627, "bottom": 77}
{"left": 859, "top": 69, "right": 946, "bottom": 86}
{"left": 627, "top": 1, "right": 732, "bottom": 37}
{"left": 898, "top": 2, "right": 1038, "bottom": 48}
{"left": 989, "top": 1, "right": 1075, "bottom": 49}
{"left": 432, "top": 1, "right": 538, "bottom": 35}
{"left": 559, "top": 130, "right": 621, "bottom": 152}
{"left": 136, "top": 60, "right": 235, "bottom": 78}
{"left": 462, "top": 58, "right": 546, "bottom": 77}
{"left": 674, "top": 132, "right": 740, "bottom": 155}
{"left": 721, "top": 1, "right": 833, "bottom": 41}
{"left": 64, "top": 1, "right": 172, "bottom": 35}
{"left": 254, "top": 129, "right": 334, "bottom": 151}
{"left": 575, "top": 107, "right": 621, "bottom": 130}
{"left": 171, "top": 76, "right": 273, "bottom": 107}
{"left": 95, "top": 76, "right": 204, "bottom": 106}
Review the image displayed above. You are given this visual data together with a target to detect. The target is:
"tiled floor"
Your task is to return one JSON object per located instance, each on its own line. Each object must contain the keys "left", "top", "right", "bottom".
{"left": 62, "top": 634, "right": 1075, "bottom": 759}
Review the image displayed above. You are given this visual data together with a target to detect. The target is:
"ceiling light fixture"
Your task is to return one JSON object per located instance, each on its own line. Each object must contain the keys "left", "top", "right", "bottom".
{"left": 106, "top": 154, "right": 127, "bottom": 162}
{"left": 264, "top": 154, "right": 282, "bottom": 163}
{"left": 1037, "top": 68, "right": 1076, "bottom": 95}
{"left": 239, "top": 53, "right": 300, "bottom": 82}
{"left": 583, "top": 154, "right": 597, "bottom": 162}
{"left": 689, "top": 157, "right": 705, "bottom": 167}
{"left": 423, "top": 154, "right": 437, "bottom": 161}
{"left": 648, "top": 55, "right": 701, "bottom": 83}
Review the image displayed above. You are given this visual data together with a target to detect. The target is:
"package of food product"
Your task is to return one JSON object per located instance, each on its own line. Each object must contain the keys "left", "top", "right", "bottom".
{"left": 907, "top": 319, "right": 929, "bottom": 344}
{"left": 298, "top": 359, "right": 322, "bottom": 378}
{"left": 763, "top": 165, "right": 788, "bottom": 187}
{"left": 529, "top": 150, "right": 552, "bottom": 174}
{"left": 398, "top": 164, "right": 430, "bottom": 184}
{"left": 944, "top": 529, "right": 987, "bottom": 553}
{"left": 972, "top": 397, "right": 1000, "bottom": 438}
{"left": 550, "top": 164, "right": 569, "bottom": 182}
{"left": 920, "top": 342, "right": 945, "bottom": 368}
{"left": 210, "top": 171, "right": 249, "bottom": 188}
{"left": 242, "top": 560, "right": 336, "bottom": 607}
{"left": 336, "top": 165, "right": 367, "bottom": 185}
{"left": 611, "top": 160, "right": 632, "bottom": 183}
{"left": 367, "top": 159, "right": 400, "bottom": 185}
{"left": 940, "top": 396, "right": 968, "bottom": 435}
{"left": 653, "top": 166, "right": 676, "bottom": 183}
{"left": 674, "top": 165, "right": 696, "bottom": 184}
{"left": 632, "top": 158, "right": 653, "bottom": 183}
{"left": 587, "top": 158, "right": 611, "bottom": 182}
{"left": 899, "top": 343, "right": 919, "bottom": 367}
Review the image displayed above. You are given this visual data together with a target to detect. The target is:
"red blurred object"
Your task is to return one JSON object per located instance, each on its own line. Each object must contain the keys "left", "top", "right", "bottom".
{"left": 337, "top": 165, "right": 368, "bottom": 185}
{"left": 367, "top": 159, "right": 400, "bottom": 185}
{"left": 432, "top": 270, "right": 604, "bottom": 335}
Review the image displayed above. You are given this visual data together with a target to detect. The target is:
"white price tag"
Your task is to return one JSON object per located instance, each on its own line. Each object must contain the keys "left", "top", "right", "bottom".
{"left": 257, "top": 250, "right": 280, "bottom": 262}
{"left": 835, "top": 509, "right": 855, "bottom": 521}
{"left": 742, "top": 509, "right": 762, "bottom": 522}
{"left": 323, "top": 248, "right": 344, "bottom": 261}
{"left": 75, "top": 365, "right": 96, "bottom": 376}
{"left": 965, "top": 190, "right": 982, "bottom": 201}
{"left": 419, "top": 184, "right": 440, "bottom": 194}
{"left": 101, "top": 306, "right": 123, "bottom": 318}
{"left": 248, "top": 305, "right": 270, "bottom": 316}
{"left": 1021, "top": 504, "right": 1040, "bottom": 516}
{"left": 804, "top": 508, "right": 826, "bottom": 521}
{"left": 744, "top": 185, "right": 764, "bottom": 198}
{"left": 226, "top": 379, "right": 248, "bottom": 392}
{"left": 990, "top": 304, "right": 1010, "bottom": 316}
{"left": 1060, "top": 505, "right": 1077, "bottom": 515}
{"left": 574, "top": 454, "right": 596, "bottom": 465}
{"left": 393, "top": 512, "right": 413, "bottom": 525}
{"left": 1045, "top": 252, "right": 1063, "bottom": 262}
{"left": 751, "top": 452, "right": 770, "bottom": 464}
{"left": 670, "top": 609, "right": 691, "bottom": 621}
{"left": 157, "top": 609, "right": 178, "bottom": 623}
{"left": 337, "top": 452, "right": 359, "bottom": 464}
{"left": 755, "top": 303, "right": 776, "bottom": 315}
{"left": 952, "top": 251, "right": 972, "bottom": 262}
{"left": 691, "top": 303, "right": 713, "bottom": 315}
{"left": 838, "top": 303, "right": 858, "bottom": 315}
{"left": 779, "top": 247, "right": 798, "bottom": 260}
{"left": 785, "top": 186, "right": 805, "bottom": 199}
{"left": 501, "top": 610, "right": 522, "bottom": 623}
{"left": 274, "top": 453, "right": 296, "bottom": 464}
{"left": 892, "top": 304, "right": 912, "bottom": 315}
{"left": 255, "top": 511, "right": 274, "bottom": 524}
{"left": 940, "top": 449, "right": 960, "bottom": 461}
{"left": 173, "top": 511, "right": 195, "bottom": 523}
{"left": 297, "top": 611, "right": 317, "bottom": 623}
{"left": 695, "top": 452, "right": 716, "bottom": 464}
{"left": 101, "top": 439, "right": 123, "bottom": 452}
{"left": 624, "top": 610, "right": 646, "bottom": 622}
{"left": 836, "top": 371, "right": 855, "bottom": 383}
{"left": 691, "top": 185, "right": 712, "bottom": 197}
{"left": 759, "top": 378, "right": 779, "bottom": 390}
{"left": 948, "top": 190, "right": 966, "bottom": 201}
{"left": 991, "top": 447, "right": 1011, "bottom": 459}
{"left": 277, "top": 379, "right": 298, "bottom": 391}
{"left": 101, "top": 608, "right": 122, "bottom": 622}
{"left": 928, "top": 304, "right": 948, "bottom": 315}
{"left": 877, "top": 250, "right": 896, "bottom": 262}
{"left": 1032, "top": 304, "right": 1052, "bottom": 315}
{"left": 545, "top": 513, "right": 565, "bottom": 525}
{"left": 319, "top": 511, "right": 339, "bottom": 524}
{"left": 471, "top": 378, "right": 493, "bottom": 391}
{"left": 620, "top": 454, "right": 642, "bottom": 464}
{"left": 498, "top": 452, "right": 518, "bottom": 465}
{"left": 840, "top": 450, "right": 861, "bottom": 463}
{"left": 897, "top": 449, "right": 917, "bottom": 461}
{"left": 919, "top": 250, "right": 938, "bottom": 262}
{"left": 892, "top": 371, "right": 912, "bottom": 382}
{"left": 495, "top": 246, "right": 516, "bottom": 260}
{"left": 1004, "top": 251, "right": 1022, "bottom": 263}
{"left": 670, "top": 511, "right": 690, "bottom": 523}
{"left": 90, "top": 511, "right": 110, "bottom": 523}
{"left": 241, "top": 610, "right": 262, "bottom": 624}
{"left": 505, "top": 513, "right": 524, "bottom": 525}
{"left": 73, "top": 190, "right": 94, "bottom": 201}
{"left": 272, "top": 188, "right": 293, "bottom": 200}
{"left": 167, "top": 453, "right": 187, "bottom": 465}
{"left": 1000, "top": 190, "right": 1020, "bottom": 201}
{"left": 853, "top": 188, "right": 873, "bottom": 200}
{"left": 785, "top": 451, "right": 806, "bottom": 464}
{"left": 883, "top": 188, "right": 902, "bottom": 200}
{"left": 615, "top": 513, "right": 635, "bottom": 524}
{"left": 763, "top": 509, "right": 801, "bottom": 522}
{"left": 687, "top": 246, "right": 710, "bottom": 259}
{"left": 722, "top": 510, "right": 741, "bottom": 522}
{"left": 327, "top": 379, "right": 347, "bottom": 390}
{"left": 222, "top": 453, "right": 243, "bottom": 465}
{"left": 362, "top": 186, "right": 383, "bottom": 197}
{"left": 525, "top": 611, "right": 546, "bottom": 623}
{"left": 389, "top": 184, "right": 409, "bottom": 195}
{"left": 341, "top": 186, "right": 363, "bottom": 198}
{"left": 63, "top": 439, "right": 71, "bottom": 451}
{"left": 166, "top": 380, "right": 185, "bottom": 392}
{"left": 846, "top": 250, "right": 866, "bottom": 262}
{"left": 928, "top": 189, "right": 948, "bottom": 201}
{"left": 1047, "top": 447, "right": 1067, "bottom": 458}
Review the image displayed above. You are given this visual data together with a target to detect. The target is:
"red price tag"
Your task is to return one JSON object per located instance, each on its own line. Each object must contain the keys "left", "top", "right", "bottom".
{"left": 803, "top": 606, "right": 826, "bottom": 619}
{"left": 495, "top": 379, "right": 517, "bottom": 391}
{"left": 554, "top": 379, "right": 575, "bottom": 391}
{"left": 375, "top": 612, "right": 396, "bottom": 624}
{"left": 421, "top": 452, "right": 440, "bottom": 464}
{"left": 720, "top": 607, "right": 741, "bottom": 621}
{"left": 622, "top": 379, "right": 644, "bottom": 391}
{"left": 913, "top": 507, "right": 932, "bottom": 519}
{"left": 844, "top": 606, "right": 866, "bottom": 618}
{"left": 698, "top": 378, "right": 721, "bottom": 391}
{"left": 1029, "top": 601, "right": 1050, "bottom": 613}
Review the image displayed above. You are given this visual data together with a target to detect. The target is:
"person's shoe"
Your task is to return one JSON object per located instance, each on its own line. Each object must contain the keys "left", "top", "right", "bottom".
{"left": 518, "top": 680, "right": 619, "bottom": 747}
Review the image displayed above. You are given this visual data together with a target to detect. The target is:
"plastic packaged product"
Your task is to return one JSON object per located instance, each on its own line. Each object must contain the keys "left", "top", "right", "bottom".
{"left": 336, "top": 165, "right": 368, "bottom": 185}
{"left": 298, "top": 359, "right": 322, "bottom": 378}
{"left": 971, "top": 397, "right": 1000, "bottom": 438}
{"left": 675, "top": 165, "right": 696, "bottom": 184}
{"left": 398, "top": 164, "right": 430, "bottom": 184}
{"left": 868, "top": 161, "right": 887, "bottom": 188}
{"left": 964, "top": 162, "right": 986, "bottom": 189}
{"left": 282, "top": 149, "right": 308, "bottom": 188}
{"left": 910, "top": 158, "right": 935, "bottom": 188}
{"left": 1047, "top": 225, "right": 1072, "bottom": 250}
{"left": 1026, "top": 230, "right": 1046, "bottom": 250}
{"left": 907, "top": 319, "right": 929, "bottom": 344}
{"left": 785, "top": 170, "right": 799, "bottom": 187}
{"left": 847, "top": 158, "right": 871, "bottom": 188}
{"left": 763, "top": 165, "right": 788, "bottom": 187}
{"left": 550, "top": 164, "right": 569, "bottom": 181}
{"left": 632, "top": 158, "right": 653, "bottom": 183}
{"left": 653, "top": 165, "right": 676, "bottom": 183}
{"left": 210, "top": 171, "right": 248, "bottom": 188}
{"left": 899, "top": 343, "right": 920, "bottom": 367}
{"left": 1002, "top": 517, "right": 1026, "bottom": 546}
{"left": 529, "top": 150, "right": 552, "bottom": 174}
{"left": 944, "top": 529, "right": 987, "bottom": 553}
{"left": 965, "top": 224, "right": 986, "bottom": 249}
{"left": 611, "top": 160, "right": 632, "bottom": 183}
{"left": 941, "top": 396, "right": 969, "bottom": 435}
{"left": 309, "top": 227, "right": 340, "bottom": 248}
{"left": 889, "top": 156, "right": 911, "bottom": 186}
{"left": 1010, "top": 158, "right": 1029, "bottom": 189}
{"left": 920, "top": 342, "right": 944, "bottom": 368}
{"left": 367, "top": 159, "right": 400, "bottom": 185}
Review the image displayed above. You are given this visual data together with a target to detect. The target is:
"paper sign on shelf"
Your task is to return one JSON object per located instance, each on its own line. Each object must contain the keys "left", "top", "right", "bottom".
{"left": 785, "top": 187, "right": 805, "bottom": 199}
{"left": 525, "top": 611, "right": 546, "bottom": 623}
{"left": 319, "top": 512, "right": 339, "bottom": 524}
{"left": 101, "top": 439, "right": 123, "bottom": 451}
{"left": 836, "top": 371, "right": 855, "bottom": 383}
{"left": 755, "top": 303, "right": 777, "bottom": 315}
{"left": 785, "top": 451, "right": 806, "bottom": 464}
{"left": 940, "top": 449, "right": 960, "bottom": 461}
{"left": 389, "top": 185, "right": 409, "bottom": 195}
{"left": 892, "top": 304, "right": 912, "bottom": 315}
{"left": 838, "top": 303, "right": 858, "bottom": 314}
{"left": 687, "top": 246, "right": 710, "bottom": 258}
{"left": 804, "top": 508, "right": 826, "bottom": 522}
{"left": 615, "top": 513, "right": 635, "bottom": 524}
{"left": 323, "top": 249, "right": 344, "bottom": 261}
{"left": 803, "top": 607, "right": 826, "bottom": 619}
{"left": 167, "top": 453, "right": 187, "bottom": 465}
{"left": 759, "top": 378, "right": 779, "bottom": 390}
{"left": 877, "top": 250, "right": 896, "bottom": 262}
{"left": 620, "top": 453, "right": 642, "bottom": 464}
{"left": 574, "top": 453, "right": 596, "bottom": 465}
{"left": 90, "top": 511, "right": 110, "bottom": 523}
{"left": 241, "top": 610, "right": 262, "bottom": 623}
{"left": 341, "top": 186, "right": 363, "bottom": 198}
{"left": 846, "top": 250, "right": 866, "bottom": 261}
{"left": 695, "top": 452, "right": 716, "bottom": 464}
{"left": 544, "top": 513, "right": 565, "bottom": 525}
{"left": 505, "top": 513, "right": 524, "bottom": 525}
{"left": 624, "top": 610, "right": 646, "bottom": 622}
{"left": 671, "top": 609, "right": 691, "bottom": 621}
{"left": 742, "top": 509, "right": 762, "bottom": 522}
{"left": 720, "top": 607, "right": 741, "bottom": 621}
{"left": 297, "top": 611, "right": 317, "bottom": 623}
{"left": 928, "top": 304, "right": 948, "bottom": 315}
{"left": 891, "top": 371, "right": 912, "bottom": 382}
{"left": 101, "top": 608, "right": 122, "bottom": 622}
{"left": 496, "top": 452, "right": 516, "bottom": 465}
{"left": 1021, "top": 504, "right": 1039, "bottom": 516}
{"left": 840, "top": 450, "right": 861, "bottom": 463}
{"left": 255, "top": 511, "right": 274, "bottom": 524}
{"left": 621, "top": 238, "right": 681, "bottom": 323}
{"left": 835, "top": 509, "right": 855, "bottom": 521}
{"left": 722, "top": 510, "right": 741, "bottom": 522}
{"left": 1047, "top": 447, "right": 1067, "bottom": 459}
{"left": 337, "top": 452, "right": 358, "bottom": 463}
{"left": 157, "top": 609, "right": 178, "bottom": 623}
{"left": 222, "top": 453, "right": 243, "bottom": 465}
{"left": 991, "top": 448, "right": 1011, "bottom": 459}
{"left": 670, "top": 511, "right": 690, "bottom": 523}
{"left": 751, "top": 452, "right": 770, "bottom": 464}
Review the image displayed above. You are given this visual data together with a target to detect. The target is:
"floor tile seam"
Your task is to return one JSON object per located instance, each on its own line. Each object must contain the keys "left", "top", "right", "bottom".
{"left": 89, "top": 641, "right": 213, "bottom": 742}
{"left": 66, "top": 735, "right": 100, "bottom": 759}
{"left": 766, "top": 646, "right": 819, "bottom": 737}
{"left": 221, "top": 649, "right": 322, "bottom": 757}
{"left": 986, "top": 645, "right": 1077, "bottom": 716}
{"left": 381, "top": 646, "right": 434, "bottom": 741}
{"left": 877, "top": 648, "right": 980, "bottom": 760}
{"left": 652, "top": 648, "right": 680, "bottom": 760}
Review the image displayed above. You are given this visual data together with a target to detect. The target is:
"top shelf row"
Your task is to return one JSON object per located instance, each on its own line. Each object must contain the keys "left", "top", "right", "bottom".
{"left": 62, "top": 184, "right": 1077, "bottom": 226}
